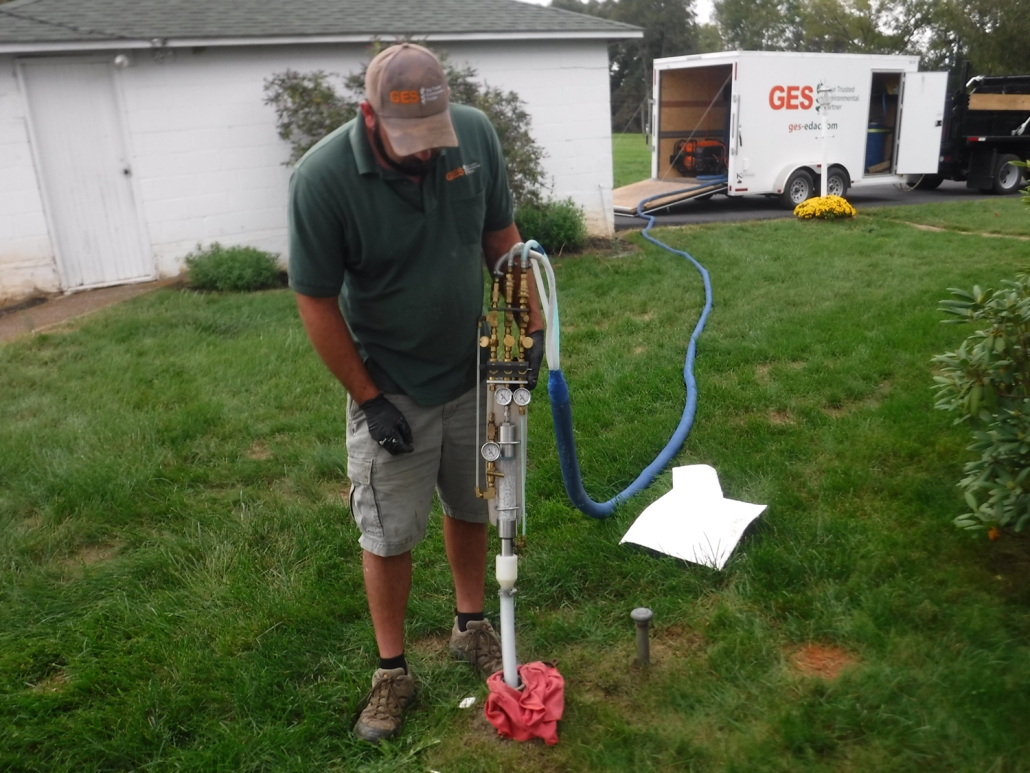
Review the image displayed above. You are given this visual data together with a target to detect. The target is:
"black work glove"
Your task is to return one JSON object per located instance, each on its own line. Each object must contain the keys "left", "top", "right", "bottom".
{"left": 525, "top": 329, "right": 545, "bottom": 391}
{"left": 360, "top": 394, "right": 414, "bottom": 455}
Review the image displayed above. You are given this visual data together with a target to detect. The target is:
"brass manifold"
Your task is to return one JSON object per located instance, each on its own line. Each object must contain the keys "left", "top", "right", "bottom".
{"left": 479, "top": 260, "right": 533, "bottom": 369}
{"left": 475, "top": 258, "right": 533, "bottom": 501}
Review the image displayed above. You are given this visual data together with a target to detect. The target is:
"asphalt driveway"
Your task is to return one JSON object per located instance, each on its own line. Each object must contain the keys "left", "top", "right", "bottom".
{"left": 615, "top": 180, "right": 1000, "bottom": 230}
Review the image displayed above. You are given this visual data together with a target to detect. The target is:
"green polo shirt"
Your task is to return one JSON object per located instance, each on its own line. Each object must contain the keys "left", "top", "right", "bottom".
{"left": 288, "top": 104, "right": 513, "bottom": 406}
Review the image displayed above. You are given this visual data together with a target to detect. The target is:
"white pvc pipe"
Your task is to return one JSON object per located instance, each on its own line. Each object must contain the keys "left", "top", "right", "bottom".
{"left": 499, "top": 589, "right": 519, "bottom": 688}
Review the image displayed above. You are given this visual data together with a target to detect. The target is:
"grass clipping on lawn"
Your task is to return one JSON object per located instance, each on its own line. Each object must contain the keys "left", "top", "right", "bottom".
{"left": 1, "top": 199, "right": 1029, "bottom": 772}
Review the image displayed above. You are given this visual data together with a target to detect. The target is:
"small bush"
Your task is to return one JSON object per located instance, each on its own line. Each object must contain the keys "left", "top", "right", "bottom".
{"left": 514, "top": 198, "right": 587, "bottom": 255}
{"left": 185, "top": 243, "right": 282, "bottom": 292}
{"left": 933, "top": 272, "right": 1030, "bottom": 533}
{"left": 1015, "top": 160, "right": 1029, "bottom": 206}
{"left": 794, "top": 195, "right": 857, "bottom": 220}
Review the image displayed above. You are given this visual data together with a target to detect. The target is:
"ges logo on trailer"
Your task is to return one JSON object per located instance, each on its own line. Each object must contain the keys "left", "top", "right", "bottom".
{"left": 768, "top": 85, "right": 815, "bottom": 110}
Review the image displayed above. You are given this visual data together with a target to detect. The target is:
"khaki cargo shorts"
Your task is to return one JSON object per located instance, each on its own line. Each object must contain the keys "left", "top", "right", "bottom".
{"left": 346, "top": 386, "right": 488, "bottom": 557}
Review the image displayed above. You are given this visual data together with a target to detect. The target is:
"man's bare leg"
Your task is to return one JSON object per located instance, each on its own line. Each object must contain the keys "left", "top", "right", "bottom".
{"left": 362, "top": 550, "right": 412, "bottom": 659}
{"left": 443, "top": 515, "right": 488, "bottom": 612}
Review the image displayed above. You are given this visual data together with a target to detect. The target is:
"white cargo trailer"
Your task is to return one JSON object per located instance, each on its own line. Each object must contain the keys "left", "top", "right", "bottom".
{"left": 613, "top": 51, "right": 949, "bottom": 214}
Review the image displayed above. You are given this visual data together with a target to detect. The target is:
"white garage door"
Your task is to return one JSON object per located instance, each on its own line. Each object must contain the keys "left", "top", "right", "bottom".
{"left": 21, "top": 58, "right": 152, "bottom": 290}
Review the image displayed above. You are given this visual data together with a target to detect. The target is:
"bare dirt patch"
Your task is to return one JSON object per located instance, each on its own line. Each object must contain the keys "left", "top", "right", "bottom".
{"left": 756, "top": 360, "right": 805, "bottom": 386}
{"left": 903, "top": 221, "right": 1030, "bottom": 241}
{"left": 633, "top": 345, "right": 647, "bottom": 355}
{"left": 18, "top": 513, "right": 44, "bottom": 534}
{"left": 246, "top": 441, "right": 273, "bottom": 461}
{"left": 29, "top": 669, "right": 69, "bottom": 694}
{"left": 61, "top": 541, "right": 120, "bottom": 568}
{"left": 408, "top": 632, "right": 452, "bottom": 667}
{"left": 651, "top": 624, "right": 705, "bottom": 664}
{"left": 823, "top": 381, "right": 891, "bottom": 418}
{"left": 768, "top": 410, "right": 794, "bottom": 426}
{"left": 789, "top": 643, "right": 857, "bottom": 680}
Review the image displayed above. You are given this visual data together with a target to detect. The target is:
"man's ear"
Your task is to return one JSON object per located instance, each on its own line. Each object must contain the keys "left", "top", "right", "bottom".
{"left": 359, "top": 100, "right": 376, "bottom": 129}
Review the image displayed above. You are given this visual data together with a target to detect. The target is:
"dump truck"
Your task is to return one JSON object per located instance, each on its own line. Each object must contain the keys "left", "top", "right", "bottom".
{"left": 911, "top": 72, "right": 1030, "bottom": 194}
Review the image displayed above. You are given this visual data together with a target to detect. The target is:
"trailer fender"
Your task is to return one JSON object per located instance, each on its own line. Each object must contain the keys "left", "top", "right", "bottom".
{"left": 773, "top": 165, "right": 817, "bottom": 196}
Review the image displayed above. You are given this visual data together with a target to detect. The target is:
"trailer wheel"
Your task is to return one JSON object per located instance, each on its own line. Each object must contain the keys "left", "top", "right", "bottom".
{"left": 826, "top": 166, "right": 849, "bottom": 198}
{"left": 781, "top": 169, "right": 814, "bottom": 209}
{"left": 993, "top": 154, "right": 1023, "bottom": 195}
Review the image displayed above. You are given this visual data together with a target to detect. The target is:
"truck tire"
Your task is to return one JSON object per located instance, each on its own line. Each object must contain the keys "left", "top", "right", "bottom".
{"left": 827, "top": 166, "right": 849, "bottom": 198}
{"left": 907, "top": 174, "right": 943, "bottom": 191}
{"left": 781, "top": 169, "right": 814, "bottom": 209}
{"left": 993, "top": 154, "right": 1023, "bottom": 195}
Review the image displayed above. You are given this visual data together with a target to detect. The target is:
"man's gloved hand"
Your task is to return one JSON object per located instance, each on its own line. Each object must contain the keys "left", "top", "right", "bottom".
{"left": 359, "top": 394, "right": 414, "bottom": 455}
{"left": 525, "top": 329, "right": 545, "bottom": 390}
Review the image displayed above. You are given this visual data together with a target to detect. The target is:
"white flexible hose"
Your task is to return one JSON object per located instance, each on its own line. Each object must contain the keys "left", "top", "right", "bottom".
{"left": 522, "top": 243, "right": 560, "bottom": 371}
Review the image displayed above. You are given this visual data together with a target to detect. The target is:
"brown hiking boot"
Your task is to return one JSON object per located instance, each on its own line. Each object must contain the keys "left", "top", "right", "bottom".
{"left": 353, "top": 667, "right": 416, "bottom": 744}
{"left": 449, "top": 617, "right": 504, "bottom": 678}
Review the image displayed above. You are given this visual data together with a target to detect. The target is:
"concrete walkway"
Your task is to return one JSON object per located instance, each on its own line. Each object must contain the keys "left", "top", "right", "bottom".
{"left": 0, "top": 277, "right": 182, "bottom": 344}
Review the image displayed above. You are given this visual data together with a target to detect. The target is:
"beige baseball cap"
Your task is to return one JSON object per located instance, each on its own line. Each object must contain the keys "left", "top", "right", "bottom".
{"left": 365, "top": 43, "right": 459, "bottom": 156}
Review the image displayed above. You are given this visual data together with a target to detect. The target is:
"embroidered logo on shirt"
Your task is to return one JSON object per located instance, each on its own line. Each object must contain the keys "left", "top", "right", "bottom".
{"left": 446, "top": 162, "right": 481, "bottom": 181}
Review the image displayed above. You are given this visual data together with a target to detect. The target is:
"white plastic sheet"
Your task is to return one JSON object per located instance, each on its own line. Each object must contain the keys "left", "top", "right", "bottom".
{"left": 620, "top": 465, "right": 766, "bottom": 570}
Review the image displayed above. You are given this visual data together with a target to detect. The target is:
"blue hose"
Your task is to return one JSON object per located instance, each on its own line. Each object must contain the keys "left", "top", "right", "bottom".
{"left": 547, "top": 177, "right": 724, "bottom": 518}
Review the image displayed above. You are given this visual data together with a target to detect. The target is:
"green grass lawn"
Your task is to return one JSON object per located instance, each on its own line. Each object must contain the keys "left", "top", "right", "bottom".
{"left": 3, "top": 201, "right": 1030, "bottom": 772}
{"left": 612, "top": 132, "right": 651, "bottom": 189}
{"left": 866, "top": 197, "right": 1030, "bottom": 236}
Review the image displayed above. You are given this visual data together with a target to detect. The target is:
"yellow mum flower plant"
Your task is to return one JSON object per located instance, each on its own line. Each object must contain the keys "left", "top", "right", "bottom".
{"left": 793, "top": 195, "right": 857, "bottom": 220}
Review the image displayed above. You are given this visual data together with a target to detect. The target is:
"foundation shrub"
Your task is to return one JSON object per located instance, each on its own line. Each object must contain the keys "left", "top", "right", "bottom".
{"left": 185, "top": 243, "right": 282, "bottom": 292}
{"left": 933, "top": 271, "right": 1030, "bottom": 533}
{"left": 514, "top": 198, "right": 587, "bottom": 255}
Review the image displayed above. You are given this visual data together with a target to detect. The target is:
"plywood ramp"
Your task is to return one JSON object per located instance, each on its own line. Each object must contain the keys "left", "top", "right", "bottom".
{"left": 612, "top": 178, "right": 727, "bottom": 215}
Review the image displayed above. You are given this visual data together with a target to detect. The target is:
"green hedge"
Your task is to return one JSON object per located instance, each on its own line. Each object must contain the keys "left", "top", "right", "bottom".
{"left": 185, "top": 243, "right": 282, "bottom": 292}
{"left": 514, "top": 198, "right": 587, "bottom": 256}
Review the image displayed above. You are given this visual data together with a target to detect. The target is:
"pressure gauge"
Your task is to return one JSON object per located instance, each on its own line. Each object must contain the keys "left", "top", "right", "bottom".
{"left": 495, "top": 387, "right": 513, "bottom": 406}
{"left": 513, "top": 388, "right": 531, "bottom": 406}
{"left": 481, "top": 442, "right": 501, "bottom": 462}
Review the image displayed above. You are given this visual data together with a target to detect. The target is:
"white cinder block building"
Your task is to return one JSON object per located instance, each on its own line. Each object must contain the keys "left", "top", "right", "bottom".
{"left": 0, "top": 0, "right": 640, "bottom": 302}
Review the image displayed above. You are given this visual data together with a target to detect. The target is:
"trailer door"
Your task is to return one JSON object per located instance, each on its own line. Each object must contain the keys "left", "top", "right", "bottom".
{"left": 895, "top": 71, "right": 949, "bottom": 174}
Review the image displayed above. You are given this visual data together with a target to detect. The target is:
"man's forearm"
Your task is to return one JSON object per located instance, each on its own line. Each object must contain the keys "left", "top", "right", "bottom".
{"left": 295, "top": 294, "right": 380, "bottom": 405}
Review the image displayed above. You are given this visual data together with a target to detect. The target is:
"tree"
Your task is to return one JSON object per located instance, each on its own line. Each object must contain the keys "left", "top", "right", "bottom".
{"left": 714, "top": 0, "right": 804, "bottom": 50}
{"left": 797, "top": 0, "right": 916, "bottom": 53}
{"left": 696, "top": 23, "right": 726, "bottom": 53}
{"left": 551, "top": 0, "right": 699, "bottom": 132}
{"left": 906, "top": 0, "right": 1030, "bottom": 75}
{"left": 264, "top": 43, "right": 547, "bottom": 208}
{"left": 712, "top": 0, "right": 1030, "bottom": 75}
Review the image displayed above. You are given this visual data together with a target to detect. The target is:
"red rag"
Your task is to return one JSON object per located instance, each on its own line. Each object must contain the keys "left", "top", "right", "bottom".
{"left": 484, "top": 661, "right": 564, "bottom": 745}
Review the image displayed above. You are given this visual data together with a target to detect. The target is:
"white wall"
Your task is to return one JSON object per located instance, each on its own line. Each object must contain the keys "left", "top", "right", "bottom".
{"left": 2, "top": 38, "right": 615, "bottom": 301}
{"left": 0, "top": 55, "right": 58, "bottom": 303}
{"left": 449, "top": 39, "right": 615, "bottom": 237}
{"left": 116, "top": 47, "right": 295, "bottom": 277}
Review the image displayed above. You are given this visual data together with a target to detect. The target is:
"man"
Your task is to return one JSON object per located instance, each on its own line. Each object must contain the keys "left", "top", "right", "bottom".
{"left": 287, "top": 43, "right": 544, "bottom": 743}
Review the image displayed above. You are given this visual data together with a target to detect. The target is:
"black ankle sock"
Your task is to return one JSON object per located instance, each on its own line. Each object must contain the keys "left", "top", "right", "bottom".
{"left": 379, "top": 653, "right": 407, "bottom": 674}
{"left": 457, "top": 611, "right": 485, "bottom": 633}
